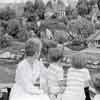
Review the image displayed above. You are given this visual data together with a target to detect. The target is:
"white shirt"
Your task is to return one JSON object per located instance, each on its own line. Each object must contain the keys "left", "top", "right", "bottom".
{"left": 93, "top": 95, "right": 100, "bottom": 100}
{"left": 10, "top": 59, "right": 50, "bottom": 100}
{"left": 15, "top": 59, "right": 45, "bottom": 94}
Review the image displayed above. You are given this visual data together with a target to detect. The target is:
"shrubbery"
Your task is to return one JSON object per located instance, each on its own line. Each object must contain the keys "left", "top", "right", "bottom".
{"left": 16, "top": 28, "right": 28, "bottom": 42}
{"left": 0, "top": 7, "right": 16, "bottom": 21}
{"left": 76, "top": 0, "right": 92, "bottom": 16}
{"left": 6, "top": 19, "right": 29, "bottom": 42}
{"left": 68, "top": 16, "right": 95, "bottom": 41}
{"left": 23, "top": 0, "right": 45, "bottom": 22}
{"left": 0, "top": 34, "right": 13, "bottom": 48}
{"left": 7, "top": 19, "right": 21, "bottom": 37}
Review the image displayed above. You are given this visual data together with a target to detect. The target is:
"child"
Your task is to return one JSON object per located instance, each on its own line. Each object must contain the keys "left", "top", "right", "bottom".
{"left": 62, "top": 53, "right": 91, "bottom": 100}
{"left": 47, "top": 48, "right": 64, "bottom": 100}
{"left": 92, "top": 74, "right": 100, "bottom": 100}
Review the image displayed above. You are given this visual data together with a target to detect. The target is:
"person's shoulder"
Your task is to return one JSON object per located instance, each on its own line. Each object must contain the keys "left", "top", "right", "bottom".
{"left": 49, "top": 63, "right": 60, "bottom": 70}
{"left": 68, "top": 67, "right": 75, "bottom": 71}
{"left": 93, "top": 94, "right": 100, "bottom": 100}
{"left": 35, "top": 59, "right": 44, "bottom": 66}
{"left": 17, "top": 59, "right": 28, "bottom": 68}
{"left": 81, "top": 68, "right": 89, "bottom": 72}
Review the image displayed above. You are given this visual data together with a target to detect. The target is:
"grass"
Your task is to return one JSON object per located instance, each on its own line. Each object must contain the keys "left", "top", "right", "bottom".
{"left": 0, "top": 64, "right": 16, "bottom": 83}
{"left": 0, "top": 41, "right": 24, "bottom": 84}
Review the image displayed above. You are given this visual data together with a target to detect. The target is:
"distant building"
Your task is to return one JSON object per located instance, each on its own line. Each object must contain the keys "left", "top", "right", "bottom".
{"left": 55, "top": 0, "right": 66, "bottom": 18}
{"left": 45, "top": 0, "right": 66, "bottom": 19}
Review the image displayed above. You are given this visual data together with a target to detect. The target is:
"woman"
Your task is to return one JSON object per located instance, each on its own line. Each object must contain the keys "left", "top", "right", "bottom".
{"left": 9, "top": 38, "right": 50, "bottom": 100}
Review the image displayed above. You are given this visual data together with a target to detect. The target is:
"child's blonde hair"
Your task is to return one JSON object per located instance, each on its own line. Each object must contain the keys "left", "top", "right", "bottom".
{"left": 71, "top": 53, "right": 87, "bottom": 69}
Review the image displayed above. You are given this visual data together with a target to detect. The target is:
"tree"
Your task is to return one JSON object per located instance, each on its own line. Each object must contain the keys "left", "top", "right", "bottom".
{"left": 23, "top": 0, "right": 45, "bottom": 21}
{"left": 0, "top": 34, "right": 13, "bottom": 48}
{"left": 97, "top": 0, "right": 100, "bottom": 10}
{"left": 23, "top": 1, "right": 36, "bottom": 21}
{"left": 0, "top": 6, "right": 16, "bottom": 21}
{"left": 7, "top": 19, "right": 21, "bottom": 38}
{"left": 76, "top": 0, "right": 92, "bottom": 16}
{"left": 87, "top": 0, "right": 97, "bottom": 6}
{"left": 34, "top": 0, "right": 45, "bottom": 20}
{"left": 16, "top": 28, "right": 28, "bottom": 42}
{"left": 65, "top": 5, "right": 72, "bottom": 18}
{"left": 68, "top": 16, "right": 95, "bottom": 41}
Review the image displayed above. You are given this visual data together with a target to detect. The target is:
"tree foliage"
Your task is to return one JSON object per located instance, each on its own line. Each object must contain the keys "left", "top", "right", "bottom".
{"left": 0, "top": 34, "right": 13, "bottom": 48}
{"left": 24, "top": 1, "right": 36, "bottom": 21}
{"left": 7, "top": 19, "right": 21, "bottom": 37}
{"left": 23, "top": 0, "right": 45, "bottom": 21}
{"left": 0, "top": 6, "right": 16, "bottom": 21}
{"left": 76, "top": 0, "right": 92, "bottom": 16}
{"left": 97, "top": 0, "right": 100, "bottom": 10}
{"left": 68, "top": 16, "right": 95, "bottom": 41}
{"left": 16, "top": 28, "right": 28, "bottom": 42}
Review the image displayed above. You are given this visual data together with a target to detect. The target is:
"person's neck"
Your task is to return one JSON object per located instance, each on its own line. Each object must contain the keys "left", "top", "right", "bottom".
{"left": 26, "top": 57, "right": 35, "bottom": 66}
{"left": 52, "top": 60, "right": 61, "bottom": 66}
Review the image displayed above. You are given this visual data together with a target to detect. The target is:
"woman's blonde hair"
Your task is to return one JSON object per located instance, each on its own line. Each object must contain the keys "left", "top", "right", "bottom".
{"left": 71, "top": 53, "right": 87, "bottom": 69}
{"left": 25, "top": 38, "right": 42, "bottom": 57}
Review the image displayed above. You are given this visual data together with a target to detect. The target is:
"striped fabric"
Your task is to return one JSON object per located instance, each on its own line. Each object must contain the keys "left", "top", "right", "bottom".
{"left": 47, "top": 63, "right": 64, "bottom": 94}
{"left": 63, "top": 67, "right": 91, "bottom": 100}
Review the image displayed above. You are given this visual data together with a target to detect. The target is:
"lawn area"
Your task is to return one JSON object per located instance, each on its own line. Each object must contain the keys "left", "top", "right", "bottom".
{"left": 0, "top": 64, "right": 16, "bottom": 83}
{"left": 0, "top": 41, "right": 25, "bottom": 86}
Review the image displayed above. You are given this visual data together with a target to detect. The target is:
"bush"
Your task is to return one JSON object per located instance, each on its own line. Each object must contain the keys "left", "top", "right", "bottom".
{"left": 87, "top": 0, "right": 97, "bottom": 6}
{"left": 24, "top": 0, "right": 45, "bottom": 21}
{"left": 0, "top": 6, "right": 16, "bottom": 21}
{"left": 24, "top": 1, "right": 37, "bottom": 22}
{"left": 65, "top": 6, "right": 72, "bottom": 16}
{"left": 68, "top": 16, "right": 95, "bottom": 41}
{"left": 97, "top": 0, "right": 100, "bottom": 10}
{"left": 0, "top": 34, "right": 12, "bottom": 48}
{"left": 26, "top": 22, "right": 41, "bottom": 37}
{"left": 16, "top": 28, "right": 28, "bottom": 42}
{"left": 76, "top": 0, "right": 92, "bottom": 16}
{"left": 7, "top": 19, "right": 21, "bottom": 37}
{"left": 34, "top": 0, "right": 45, "bottom": 20}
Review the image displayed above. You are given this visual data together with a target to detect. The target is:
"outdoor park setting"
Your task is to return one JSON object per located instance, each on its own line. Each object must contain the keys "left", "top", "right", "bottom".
{"left": 0, "top": 0, "right": 100, "bottom": 100}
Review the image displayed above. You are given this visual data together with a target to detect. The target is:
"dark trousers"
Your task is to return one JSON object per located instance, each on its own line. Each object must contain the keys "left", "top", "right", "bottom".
{"left": 84, "top": 87, "right": 91, "bottom": 100}
{"left": 0, "top": 88, "right": 11, "bottom": 100}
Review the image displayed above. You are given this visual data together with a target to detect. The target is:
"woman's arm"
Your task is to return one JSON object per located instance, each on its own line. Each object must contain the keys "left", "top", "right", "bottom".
{"left": 40, "top": 62, "right": 49, "bottom": 93}
{"left": 16, "top": 63, "right": 41, "bottom": 95}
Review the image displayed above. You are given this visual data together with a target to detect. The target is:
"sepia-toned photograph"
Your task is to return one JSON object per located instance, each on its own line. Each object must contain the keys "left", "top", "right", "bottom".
{"left": 0, "top": 0, "right": 99, "bottom": 100}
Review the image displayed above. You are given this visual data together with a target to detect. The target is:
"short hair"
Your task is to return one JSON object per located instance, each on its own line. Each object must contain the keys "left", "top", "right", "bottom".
{"left": 48, "top": 48, "right": 63, "bottom": 62}
{"left": 71, "top": 53, "right": 87, "bottom": 69}
{"left": 92, "top": 74, "right": 100, "bottom": 93}
{"left": 25, "top": 38, "right": 42, "bottom": 57}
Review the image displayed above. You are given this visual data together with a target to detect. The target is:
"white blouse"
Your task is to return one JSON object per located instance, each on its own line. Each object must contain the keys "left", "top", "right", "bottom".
{"left": 15, "top": 59, "right": 47, "bottom": 94}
